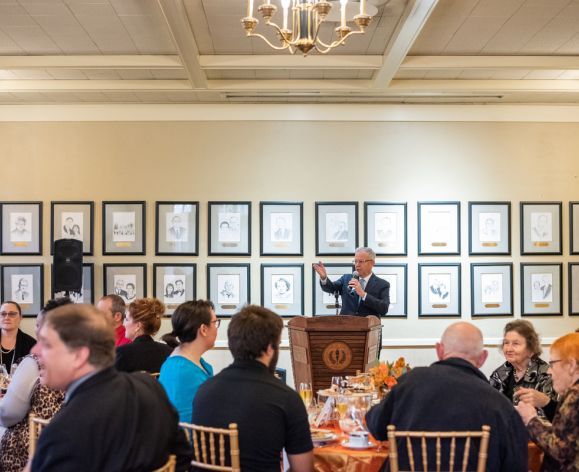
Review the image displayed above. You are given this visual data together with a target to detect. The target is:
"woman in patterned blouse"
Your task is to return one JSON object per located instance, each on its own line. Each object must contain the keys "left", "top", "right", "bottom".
{"left": 489, "top": 320, "right": 558, "bottom": 419}
{"left": 516, "top": 332, "right": 579, "bottom": 472}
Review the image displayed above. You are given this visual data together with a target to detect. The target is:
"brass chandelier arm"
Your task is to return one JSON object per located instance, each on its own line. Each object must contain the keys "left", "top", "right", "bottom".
{"left": 246, "top": 31, "right": 291, "bottom": 51}
{"left": 315, "top": 29, "right": 365, "bottom": 51}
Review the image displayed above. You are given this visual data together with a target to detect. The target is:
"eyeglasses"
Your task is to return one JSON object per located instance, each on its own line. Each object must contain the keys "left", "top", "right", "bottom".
{"left": 0, "top": 311, "right": 19, "bottom": 319}
{"left": 352, "top": 259, "right": 373, "bottom": 265}
{"left": 210, "top": 319, "right": 221, "bottom": 328}
{"left": 548, "top": 359, "right": 563, "bottom": 368}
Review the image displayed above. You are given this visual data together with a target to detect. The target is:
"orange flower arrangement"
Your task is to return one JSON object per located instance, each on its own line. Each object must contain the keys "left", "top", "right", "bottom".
{"left": 369, "top": 357, "right": 411, "bottom": 391}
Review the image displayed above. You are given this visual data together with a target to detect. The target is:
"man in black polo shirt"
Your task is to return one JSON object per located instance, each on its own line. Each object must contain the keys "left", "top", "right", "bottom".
{"left": 192, "top": 305, "right": 313, "bottom": 472}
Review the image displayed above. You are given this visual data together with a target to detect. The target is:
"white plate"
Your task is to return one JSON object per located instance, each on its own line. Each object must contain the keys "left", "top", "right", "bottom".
{"left": 312, "top": 432, "right": 338, "bottom": 444}
{"left": 341, "top": 439, "right": 377, "bottom": 450}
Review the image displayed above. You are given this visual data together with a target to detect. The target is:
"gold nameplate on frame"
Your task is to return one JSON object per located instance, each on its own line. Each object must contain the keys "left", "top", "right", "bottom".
{"left": 274, "top": 304, "right": 289, "bottom": 309}
{"left": 14, "top": 242, "right": 28, "bottom": 247}
{"left": 20, "top": 303, "right": 30, "bottom": 309}
{"left": 534, "top": 303, "right": 550, "bottom": 308}
{"left": 533, "top": 242, "right": 550, "bottom": 247}
{"left": 273, "top": 242, "right": 289, "bottom": 248}
{"left": 432, "top": 304, "right": 448, "bottom": 308}
{"left": 378, "top": 242, "right": 394, "bottom": 248}
{"left": 220, "top": 304, "right": 237, "bottom": 310}
{"left": 115, "top": 242, "right": 131, "bottom": 247}
{"left": 484, "top": 303, "right": 500, "bottom": 308}
{"left": 432, "top": 242, "right": 447, "bottom": 247}
{"left": 222, "top": 243, "right": 238, "bottom": 247}
{"left": 329, "top": 242, "right": 345, "bottom": 247}
{"left": 325, "top": 304, "right": 339, "bottom": 309}
{"left": 482, "top": 242, "right": 498, "bottom": 247}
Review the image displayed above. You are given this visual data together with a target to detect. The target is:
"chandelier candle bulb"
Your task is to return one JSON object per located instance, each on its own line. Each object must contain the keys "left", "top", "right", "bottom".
{"left": 282, "top": 0, "right": 290, "bottom": 29}
{"left": 247, "top": 0, "right": 254, "bottom": 17}
{"left": 360, "top": 0, "right": 365, "bottom": 15}
{"left": 340, "top": 0, "right": 347, "bottom": 27}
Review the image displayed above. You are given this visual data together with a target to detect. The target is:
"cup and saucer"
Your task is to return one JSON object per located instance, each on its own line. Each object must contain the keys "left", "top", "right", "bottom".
{"left": 341, "top": 431, "right": 376, "bottom": 449}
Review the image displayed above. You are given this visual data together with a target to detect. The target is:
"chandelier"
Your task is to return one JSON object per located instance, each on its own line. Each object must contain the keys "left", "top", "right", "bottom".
{"left": 241, "top": 0, "right": 373, "bottom": 55}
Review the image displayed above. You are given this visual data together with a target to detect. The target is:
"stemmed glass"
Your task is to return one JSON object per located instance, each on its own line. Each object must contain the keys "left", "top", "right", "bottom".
{"left": 299, "top": 382, "right": 313, "bottom": 408}
{"left": 331, "top": 376, "right": 343, "bottom": 393}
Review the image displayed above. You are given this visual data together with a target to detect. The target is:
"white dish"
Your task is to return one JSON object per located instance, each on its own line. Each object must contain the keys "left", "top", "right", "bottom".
{"left": 340, "top": 439, "right": 377, "bottom": 450}
{"left": 312, "top": 432, "right": 338, "bottom": 444}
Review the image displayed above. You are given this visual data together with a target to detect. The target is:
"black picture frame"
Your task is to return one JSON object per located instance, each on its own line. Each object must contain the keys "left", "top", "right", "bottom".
{"left": 103, "top": 263, "right": 147, "bottom": 304}
{"left": 364, "top": 202, "right": 407, "bottom": 256}
{"left": 260, "top": 202, "right": 303, "bottom": 256}
{"left": 470, "top": 263, "right": 513, "bottom": 317}
{"left": 315, "top": 202, "right": 359, "bottom": 256}
{"left": 51, "top": 263, "right": 94, "bottom": 304}
{"left": 260, "top": 263, "right": 304, "bottom": 317}
{"left": 1, "top": 264, "right": 44, "bottom": 316}
{"left": 153, "top": 263, "right": 197, "bottom": 315}
{"left": 418, "top": 201, "right": 461, "bottom": 256}
{"left": 208, "top": 202, "right": 251, "bottom": 256}
{"left": 51, "top": 201, "right": 94, "bottom": 255}
{"left": 373, "top": 263, "right": 408, "bottom": 318}
{"left": 0, "top": 201, "right": 43, "bottom": 255}
{"left": 468, "top": 201, "right": 511, "bottom": 255}
{"left": 102, "top": 201, "right": 146, "bottom": 255}
{"left": 569, "top": 202, "right": 579, "bottom": 255}
{"left": 520, "top": 202, "right": 562, "bottom": 255}
{"left": 418, "top": 263, "right": 461, "bottom": 317}
{"left": 568, "top": 262, "right": 579, "bottom": 316}
{"left": 520, "top": 262, "right": 563, "bottom": 316}
{"left": 155, "top": 201, "right": 199, "bottom": 256}
{"left": 207, "top": 263, "right": 250, "bottom": 316}
{"left": 311, "top": 263, "right": 352, "bottom": 316}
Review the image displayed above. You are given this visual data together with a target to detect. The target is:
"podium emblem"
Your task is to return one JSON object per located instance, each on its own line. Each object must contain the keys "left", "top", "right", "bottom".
{"left": 322, "top": 341, "right": 353, "bottom": 371}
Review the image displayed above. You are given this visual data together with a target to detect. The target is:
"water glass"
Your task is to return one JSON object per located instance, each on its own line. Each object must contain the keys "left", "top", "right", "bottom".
{"left": 331, "top": 376, "right": 343, "bottom": 393}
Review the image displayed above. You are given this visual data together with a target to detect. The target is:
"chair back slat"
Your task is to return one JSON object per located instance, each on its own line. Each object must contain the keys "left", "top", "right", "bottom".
{"left": 387, "top": 425, "right": 491, "bottom": 472}
{"left": 151, "top": 454, "right": 176, "bottom": 472}
{"left": 180, "top": 422, "right": 240, "bottom": 472}
{"left": 28, "top": 414, "right": 50, "bottom": 460}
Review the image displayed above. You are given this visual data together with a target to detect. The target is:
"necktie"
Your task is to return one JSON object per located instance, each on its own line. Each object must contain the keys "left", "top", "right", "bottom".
{"left": 358, "top": 278, "right": 367, "bottom": 307}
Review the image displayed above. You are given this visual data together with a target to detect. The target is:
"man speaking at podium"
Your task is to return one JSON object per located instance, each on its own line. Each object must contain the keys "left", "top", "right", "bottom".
{"left": 313, "top": 247, "right": 390, "bottom": 317}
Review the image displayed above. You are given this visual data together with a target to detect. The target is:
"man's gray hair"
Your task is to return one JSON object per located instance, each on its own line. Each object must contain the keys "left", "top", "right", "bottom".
{"left": 355, "top": 247, "right": 376, "bottom": 260}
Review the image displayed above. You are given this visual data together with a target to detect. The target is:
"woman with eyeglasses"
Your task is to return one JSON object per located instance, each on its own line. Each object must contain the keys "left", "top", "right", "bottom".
{"left": 115, "top": 298, "right": 173, "bottom": 374}
{"left": 490, "top": 320, "right": 557, "bottom": 419}
{"left": 515, "top": 332, "right": 579, "bottom": 472}
{"left": 159, "top": 300, "right": 218, "bottom": 423}
{"left": 0, "top": 301, "right": 36, "bottom": 373}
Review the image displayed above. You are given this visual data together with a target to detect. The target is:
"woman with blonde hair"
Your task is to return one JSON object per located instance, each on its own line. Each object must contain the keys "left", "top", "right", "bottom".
{"left": 115, "top": 298, "right": 173, "bottom": 373}
{"left": 516, "top": 332, "right": 579, "bottom": 471}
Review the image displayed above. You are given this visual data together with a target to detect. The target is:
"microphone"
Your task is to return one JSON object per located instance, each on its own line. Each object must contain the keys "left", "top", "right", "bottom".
{"left": 350, "top": 271, "right": 359, "bottom": 295}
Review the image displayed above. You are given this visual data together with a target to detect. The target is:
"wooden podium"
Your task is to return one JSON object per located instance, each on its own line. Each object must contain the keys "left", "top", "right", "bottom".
{"left": 287, "top": 315, "right": 381, "bottom": 393}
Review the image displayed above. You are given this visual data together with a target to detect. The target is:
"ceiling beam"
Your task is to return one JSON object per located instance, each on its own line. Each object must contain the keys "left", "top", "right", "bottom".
{"left": 401, "top": 56, "right": 579, "bottom": 70}
{"left": 372, "top": 0, "right": 438, "bottom": 89}
{"left": 199, "top": 55, "right": 383, "bottom": 70}
{"left": 156, "top": 0, "right": 207, "bottom": 88}
{"left": 0, "top": 55, "right": 182, "bottom": 69}
{"left": 0, "top": 80, "right": 192, "bottom": 92}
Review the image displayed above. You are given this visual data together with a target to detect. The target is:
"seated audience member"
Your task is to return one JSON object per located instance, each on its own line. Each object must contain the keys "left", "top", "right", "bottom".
{"left": 0, "top": 298, "right": 70, "bottom": 472}
{"left": 30, "top": 304, "right": 191, "bottom": 472}
{"left": 114, "top": 298, "right": 173, "bottom": 373}
{"left": 490, "top": 320, "right": 557, "bottom": 418}
{"left": 96, "top": 294, "right": 131, "bottom": 347}
{"left": 0, "top": 301, "right": 36, "bottom": 373}
{"left": 193, "top": 305, "right": 313, "bottom": 472}
{"left": 159, "top": 300, "right": 216, "bottom": 423}
{"left": 516, "top": 332, "right": 579, "bottom": 472}
{"left": 365, "top": 322, "right": 528, "bottom": 472}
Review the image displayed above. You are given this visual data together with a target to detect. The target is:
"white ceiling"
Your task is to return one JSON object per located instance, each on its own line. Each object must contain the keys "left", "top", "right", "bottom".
{"left": 2, "top": 0, "right": 579, "bottom": 105}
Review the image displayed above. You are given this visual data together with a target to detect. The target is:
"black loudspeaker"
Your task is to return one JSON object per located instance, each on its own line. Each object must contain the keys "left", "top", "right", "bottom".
{"left": 53, "top": 239, "right": 83, "bottom": 293}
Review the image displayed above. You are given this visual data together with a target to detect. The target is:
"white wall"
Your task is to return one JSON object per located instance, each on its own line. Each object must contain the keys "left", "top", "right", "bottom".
{"left": 0, "top": 105, "right": 577, "bottom": 386}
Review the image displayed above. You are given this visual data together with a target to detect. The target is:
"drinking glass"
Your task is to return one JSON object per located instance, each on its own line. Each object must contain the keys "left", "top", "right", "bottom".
{"left": 336, "top": 395, "right": 348, "bottom": 418}
{"left": 331, "top": 376, "right": 343, "bottom": 393}
{"left": 299, "top": 382, "right": 313, "bottom": 408}
{"left": 0, "top": 364, "right": 9, "bottom": 395}
{"left": 10, "top": 362, "right": 18, "bottom": 378}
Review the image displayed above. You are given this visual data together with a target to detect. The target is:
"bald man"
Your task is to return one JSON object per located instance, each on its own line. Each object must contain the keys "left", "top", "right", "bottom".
{"left": 366, "top": 322, "right": 528, "bottom": 472}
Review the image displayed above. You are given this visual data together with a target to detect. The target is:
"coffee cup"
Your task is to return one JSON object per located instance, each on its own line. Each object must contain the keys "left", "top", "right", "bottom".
{"left": 348, "top": 431, "right": 369, "bottom": 447}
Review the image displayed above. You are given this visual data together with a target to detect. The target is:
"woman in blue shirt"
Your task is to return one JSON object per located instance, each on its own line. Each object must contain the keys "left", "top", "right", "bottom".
{"left": 159, "top": 300, "right": 219, "bottom": 423}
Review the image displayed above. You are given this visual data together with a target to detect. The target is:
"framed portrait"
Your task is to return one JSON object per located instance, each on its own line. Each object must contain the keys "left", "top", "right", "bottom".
{"left": 569, "top": 202, "right": 579, "bottom": 255}
{"left": 102, "top": 201, "right": 146, "bottom": 255}
{"left": 521, "top": 263, "right": 562, "bottom": 316}
{"left": 312, "top": 263, "right": 352, "bottom": 316}
{"left": 468, "top": 202, "right": 511, "bottom": 255}
{"left": 568, "top": 263, "right": 579, "bottom": 316}
{"left": 50, "top": 201, "right": 94, "bottom": 255}
{"left": 207, "top": 264, "right": 250, "bottom": 316}
{"left": 470, "top": 263, "right": 513, "bottom": 316}
{"left": 260, "top": 202, "right": 303, "bottom": 256}
{"left": 153, "top": 263, "right": 196, "bottom": 315}
{"left": 374, "top": 263, "right": 407, "bottom": 317}
{"left": 208, "top": 202, "right": 251, "bottom": 256}
{"left": 155, "top": 201, "right": 199, "bottom": 256}
{"left": 520, "top": 202, "right": 562, "bottom": 255}
{"left": 52, "top": 263, "right": 94, "bottom": 304}
{"left": 103, "top": 264, "right": 147, "bottom": 305}
{"left": 1, "top": 264, "right": 44, "bottom": 316}
{"left": 315, "top": 202, "right": 358, "bottom": 256}
{"left": 0, "top": 202, "right": 42, "bottom": 255}
{"left": 418, "top": 263, "right": 461, "bottom": 317}
{"left": 364, "top": 202, "right": 407, "bottom": 256}
{"left": 260, "top": 264, "right": 304, "bottom": 317}
{"left": 418, "top": 202, "right": 460, "bottom": 255}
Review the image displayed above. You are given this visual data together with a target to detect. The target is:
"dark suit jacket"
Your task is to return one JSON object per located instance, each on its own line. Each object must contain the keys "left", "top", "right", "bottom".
{"left": 320, "top": 273, "right": 390, "bottom": 316}
{"left": 31, "top": 367, "right": 191, "bottom": 472}
{"left": 115, "top": 335, "right": 173, "bottom": 373}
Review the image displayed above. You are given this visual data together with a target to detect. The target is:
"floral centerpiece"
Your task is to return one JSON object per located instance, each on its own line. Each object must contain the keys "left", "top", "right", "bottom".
{"left": 369, "top": 357, "right": 411, "bottom": 395}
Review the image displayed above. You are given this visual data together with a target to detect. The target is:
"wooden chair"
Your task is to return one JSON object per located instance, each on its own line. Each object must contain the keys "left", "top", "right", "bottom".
{"left": 28, "top": 414, "right": 50, "bottom": 459}
{"left": 387, "top": 425, "right": 491, "bottom": 472}
{"left": 150, "top": 372, "right": 160, "bottom": 379}
{"left": 179, "top": 422, "right": 240, "bottom": 472}
{"left": 152, "top": 454, "right": 176, "bottom": 472}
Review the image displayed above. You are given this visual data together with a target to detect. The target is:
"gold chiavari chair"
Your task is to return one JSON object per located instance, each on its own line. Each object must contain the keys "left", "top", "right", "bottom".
{"left": 152, "top": 454, "right": 176, "bottom": 472}
{"left": 179, "top": 422, "right": 240, "bottom": 472}
{"left": 387, "top": 424, "right": 491, "bottom": 472}
{"left": 28, "top": 414, "right": 50, "bottom": 460}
